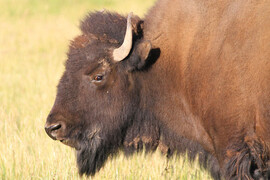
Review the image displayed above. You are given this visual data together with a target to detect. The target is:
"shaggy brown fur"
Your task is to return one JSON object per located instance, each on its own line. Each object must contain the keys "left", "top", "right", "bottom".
{"left": 45, "top": 0, "right": 270, "bottom": 179}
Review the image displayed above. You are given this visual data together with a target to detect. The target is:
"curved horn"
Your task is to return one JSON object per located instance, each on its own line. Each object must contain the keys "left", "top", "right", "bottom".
{"left": 113, "top": 12, "right": 133, "bottom": 61}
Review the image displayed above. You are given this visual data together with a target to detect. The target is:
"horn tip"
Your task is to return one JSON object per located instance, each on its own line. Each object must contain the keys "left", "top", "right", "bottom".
{"left": 128, "top": 12, "right": 133, "bottom": 20}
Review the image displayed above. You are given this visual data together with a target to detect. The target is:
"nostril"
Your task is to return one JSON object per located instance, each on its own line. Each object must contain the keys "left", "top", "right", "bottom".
{"left": 45, "top": 123, "right": 62, "bottom": 140}
{"left": 50, "top": 124, "right": 61, "bottom": 131}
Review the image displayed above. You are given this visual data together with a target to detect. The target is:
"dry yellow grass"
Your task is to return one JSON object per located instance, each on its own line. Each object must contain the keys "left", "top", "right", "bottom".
{"left": 0, "top": 0, "right": 213, "bottom": 179}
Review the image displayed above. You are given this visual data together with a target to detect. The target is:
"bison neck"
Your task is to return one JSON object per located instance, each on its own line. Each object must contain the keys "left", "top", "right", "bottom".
{"left": 136, "top": 55, "right": 215, "bottom": 154}
{"left": 137, "top": 0, "right": 216, "bottom": 154}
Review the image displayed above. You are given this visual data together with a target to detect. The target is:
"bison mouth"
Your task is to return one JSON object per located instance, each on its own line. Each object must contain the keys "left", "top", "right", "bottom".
{"left": 60, "top": 138, "right": 81, "bottom": 150}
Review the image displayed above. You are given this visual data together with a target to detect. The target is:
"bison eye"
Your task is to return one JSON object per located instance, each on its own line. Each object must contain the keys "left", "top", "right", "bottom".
{"left": 93, "top": 75, "right": 103, "bottom": 82}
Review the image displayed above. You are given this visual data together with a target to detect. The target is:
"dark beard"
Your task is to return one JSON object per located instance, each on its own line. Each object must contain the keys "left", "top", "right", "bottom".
{"left": 75, "top": 129, "right": 122, "bottom": 176}
{"left": 76, "top": 137, "right": 104, "bottom": 176}
{"left": 75, "top": 112, "right": 135, "bottom": 176}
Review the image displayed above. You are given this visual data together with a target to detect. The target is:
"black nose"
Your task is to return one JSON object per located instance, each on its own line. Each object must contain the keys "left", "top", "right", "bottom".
{"left": 45, "top": 123, "right": 62, "bottom": 140}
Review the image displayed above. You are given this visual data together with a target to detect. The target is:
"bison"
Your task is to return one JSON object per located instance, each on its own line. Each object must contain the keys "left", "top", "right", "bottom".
{"left": 45, "top": 0, "right": 270, "bottom": 179}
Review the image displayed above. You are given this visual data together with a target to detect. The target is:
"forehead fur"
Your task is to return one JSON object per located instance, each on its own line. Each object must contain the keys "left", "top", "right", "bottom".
{"left": 70, "top": 34, "right": 118, "bottom": 50}
{"left": 80, "top": 11, "right": 128, "bottom": 44}
{"left": 66, "top": 11, "right": 143, "bottom": 72}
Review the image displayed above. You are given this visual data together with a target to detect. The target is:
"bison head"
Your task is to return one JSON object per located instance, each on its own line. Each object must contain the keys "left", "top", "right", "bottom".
{"left": 44, "top": 12, "right": 158, "bottom": 176}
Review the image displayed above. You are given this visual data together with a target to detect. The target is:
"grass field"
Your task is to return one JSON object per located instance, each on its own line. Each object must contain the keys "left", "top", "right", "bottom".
{"left": 0, "top": 0, "right": 213, "bottom": 179}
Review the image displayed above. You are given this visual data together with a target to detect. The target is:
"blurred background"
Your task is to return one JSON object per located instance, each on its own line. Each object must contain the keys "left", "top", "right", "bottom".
{"left": 0, "top": 0, "right": 212, "bottom": 179}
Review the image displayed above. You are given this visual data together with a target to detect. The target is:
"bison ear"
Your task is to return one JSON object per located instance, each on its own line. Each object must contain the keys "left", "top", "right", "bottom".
{"left": 137, "top": 40, "right": 152, "bottom": 62}
{"left": 127, "top": 40, "right": 152, "bottom": 71}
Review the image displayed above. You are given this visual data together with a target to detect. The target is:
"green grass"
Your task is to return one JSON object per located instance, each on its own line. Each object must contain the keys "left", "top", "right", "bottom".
{"left": 0, "top": 0, "right": 213, "bottom": 179}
